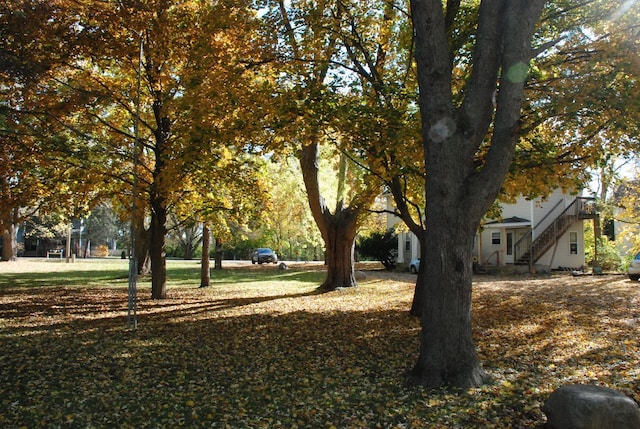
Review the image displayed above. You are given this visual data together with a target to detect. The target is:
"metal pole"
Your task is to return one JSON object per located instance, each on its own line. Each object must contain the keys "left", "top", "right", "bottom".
{"left": 128, "top": 36, "right": 143, "bottom": 330}
{"left": 65, "top": 224, "right": 72, "bottom": 263}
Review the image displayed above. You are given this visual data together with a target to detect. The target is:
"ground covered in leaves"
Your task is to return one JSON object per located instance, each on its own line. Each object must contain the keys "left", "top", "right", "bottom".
{"left": 0, "top": 259, "right": 639, "bottom": 428}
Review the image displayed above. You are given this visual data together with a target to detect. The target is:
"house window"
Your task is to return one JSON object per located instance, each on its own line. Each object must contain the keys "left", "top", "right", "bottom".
{"left": 491, "top": 232, "right": 501, "bottom": 245}
{"left": 405, "top": 234, "right": 411, "bottom": 252}
{"left": 569, "top": 231, "right": 578, "bottom": 254}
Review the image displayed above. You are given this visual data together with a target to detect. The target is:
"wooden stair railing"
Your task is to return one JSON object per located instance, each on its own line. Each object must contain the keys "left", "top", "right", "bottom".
{"left": 513, "top": 197, "right": 597, "bottom": 266}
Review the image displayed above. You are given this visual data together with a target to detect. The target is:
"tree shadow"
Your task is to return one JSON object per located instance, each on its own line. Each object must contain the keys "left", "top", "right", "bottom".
{"left": 2, "top": 273, "right": 637, "bottom": 428}
{"left": 0, "top": 285, "right": 424, "bottom": 427}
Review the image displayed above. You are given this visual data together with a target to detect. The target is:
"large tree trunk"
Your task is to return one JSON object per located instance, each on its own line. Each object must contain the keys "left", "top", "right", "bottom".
{"left": 409, "top": 197, "right": 486, "bottom": 388}
{"left": 0, "top": 207, "right": 18, "bottom": 261}
{"left": 149, "top": 123, "right": 168, "bottom": 299}
{"left": 200, "top": 222, "right": 210, "bottom": 287}
{"left": 409, "top": 0, "right": 546, "bottom": 388}
{"left": 319, "top": 215, "right": 358, "bottom": 291}
{"left": 300, "top": 142, "right": 367, "bottom": 291}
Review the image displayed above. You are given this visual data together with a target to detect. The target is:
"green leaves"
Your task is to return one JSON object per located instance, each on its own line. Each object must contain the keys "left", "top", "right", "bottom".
{"left": 1, "top": 260, "right": 639, "bottom": 427}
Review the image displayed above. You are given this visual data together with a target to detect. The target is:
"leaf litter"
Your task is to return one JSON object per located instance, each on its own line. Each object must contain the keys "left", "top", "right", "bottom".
{"left": 0, "top": 261, "right": 638, "bottom": 428}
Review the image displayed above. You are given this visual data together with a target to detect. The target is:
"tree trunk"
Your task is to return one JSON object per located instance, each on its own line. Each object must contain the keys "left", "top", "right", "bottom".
{"left": 409, "top": 235, "right": 427, "bottom": 317}
{"left": 184, "top": 242, "right": 194, "bottom": 260}
{"left": 1, "top": 224, "right": 17, "bottom": 261}
{"left": 149, "top": 193, "right": 167, "bottom": 299}
{"left": 148, "top": 76, "right": 171, "bottom": 299}
{"left": 83, "top": 239, "right": 90, "bottom": 258}
{"left": 319, "top": 216, "right": 358, "bottom": 291}
{"left": 388, "top": 178, "right": 429, "bottom": 317}
{"left": 134, "top": 213, "right": 150, "bottom": 275}
{"left": 200, "top": 222, "right": 210, "bottom": 287}
{"left": 214, "top": 237, "right": 223, "bottom": 270}
{"left": 408, "top": 203, "right": 487, "bottom": 388}
{"left": 299, "top": 142, "right": 366, "bottom": 291}
{"left": 409, "top": 0, "right": 546, "bottom": 388}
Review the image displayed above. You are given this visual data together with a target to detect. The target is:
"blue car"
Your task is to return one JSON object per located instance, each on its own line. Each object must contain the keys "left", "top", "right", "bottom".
{"left": 409, "top": 258, "right": 421, "bottom": 274}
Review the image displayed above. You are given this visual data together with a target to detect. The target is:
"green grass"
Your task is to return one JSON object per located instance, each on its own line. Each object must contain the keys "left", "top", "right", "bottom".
{"left": 0, "top": 259, "right": 326, "bottom": 290}
{"left": 0, "top": 258, "right": 130, "bottom": 288}
{"left": 1, "top": 259, "right": 639, "bottom": 428}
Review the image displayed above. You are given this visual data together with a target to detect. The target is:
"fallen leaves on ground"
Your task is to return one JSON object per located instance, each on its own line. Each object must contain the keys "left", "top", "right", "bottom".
{"left": 0, "top": 261, "right": 638, "bottom": 428}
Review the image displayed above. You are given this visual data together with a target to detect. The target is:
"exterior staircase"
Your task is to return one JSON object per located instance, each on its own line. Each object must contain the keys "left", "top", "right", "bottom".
{"left": 514, "top": 197, "right": 598, "bottom": 266}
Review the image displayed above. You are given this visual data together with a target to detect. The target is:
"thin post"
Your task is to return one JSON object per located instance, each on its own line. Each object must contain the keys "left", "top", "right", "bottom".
{"left": 65, "top": 224, "right": 72, "bottom": 263}
{"left": 128, "top": 35, "right": 143, "bottom": 330}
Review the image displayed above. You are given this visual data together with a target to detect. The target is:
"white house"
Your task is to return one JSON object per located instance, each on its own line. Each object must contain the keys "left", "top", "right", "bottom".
{"left": 389, "top": 188, "right": 598, "bottom": 272}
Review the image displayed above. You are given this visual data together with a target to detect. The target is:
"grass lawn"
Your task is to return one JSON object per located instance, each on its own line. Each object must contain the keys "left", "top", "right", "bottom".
{"left": 0, "top": 258, "right": 638, "bottom": 428}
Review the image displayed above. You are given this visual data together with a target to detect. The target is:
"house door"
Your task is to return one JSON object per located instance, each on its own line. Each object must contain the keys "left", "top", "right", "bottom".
{"left": 505, "top": 231, "right": 514, "bottom": 264}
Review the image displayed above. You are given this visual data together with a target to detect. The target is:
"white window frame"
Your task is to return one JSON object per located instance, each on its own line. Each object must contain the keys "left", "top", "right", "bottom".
{"left": 569, "top": 231, "right": 578, "bottom": 255}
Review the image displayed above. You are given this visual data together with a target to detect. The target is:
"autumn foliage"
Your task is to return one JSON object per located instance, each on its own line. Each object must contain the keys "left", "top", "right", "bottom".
{"left": 0, "top": 260, "right": 638, "bottom": 428}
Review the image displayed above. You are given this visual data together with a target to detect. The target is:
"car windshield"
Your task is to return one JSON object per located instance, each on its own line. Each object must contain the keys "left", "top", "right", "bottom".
{"left": 258, "top": 248, "right": 272, "bottom": 253}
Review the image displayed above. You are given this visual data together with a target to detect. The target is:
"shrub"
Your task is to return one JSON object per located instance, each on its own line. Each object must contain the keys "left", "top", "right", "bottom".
{"left": 357, "top": 230, "right": 398, "bottom": 270}
{"left": 587, "top": 236, "right": 623, "bottom": 271}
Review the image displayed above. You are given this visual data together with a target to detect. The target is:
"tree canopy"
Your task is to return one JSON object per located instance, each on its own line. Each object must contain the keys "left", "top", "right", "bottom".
{"left": 1, "top": 0, "right": 271, "bottom": 296}
{"left": 1, "top": 0, "right": 639, "bottom": 393}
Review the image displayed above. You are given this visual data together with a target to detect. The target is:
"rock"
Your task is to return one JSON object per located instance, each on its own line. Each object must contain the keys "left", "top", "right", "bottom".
{"left": 542, "top": 384, "right": 640, "bottom": 429}
{"left": 278, "top": 262, "right": 288, "bottom": 270}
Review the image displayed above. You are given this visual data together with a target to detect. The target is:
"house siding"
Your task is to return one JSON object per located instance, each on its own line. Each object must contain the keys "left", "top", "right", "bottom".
{"left": 533, "top": 226, "right": 586, "bottom": 269}
{"left": 478, "top": 189, "right": 587, "bottom": 270}
{"left": 388, "top": 189, "right": 590, "bottom": 270}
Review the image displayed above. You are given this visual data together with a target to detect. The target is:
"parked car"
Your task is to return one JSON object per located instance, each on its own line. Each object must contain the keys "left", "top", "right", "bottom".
{"left": 628, "top": 252, "right": 640, "bottom": 281}
{"left": 409, "top": 258, "right": 421, "bottom": 274}
{"left": 252, "top": 248, "right": 278, "bottom": 264}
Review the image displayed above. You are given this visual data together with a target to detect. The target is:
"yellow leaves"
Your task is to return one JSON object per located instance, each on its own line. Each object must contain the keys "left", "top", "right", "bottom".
{"left": 1, "top": 261, "right": 639, "bottom": 427}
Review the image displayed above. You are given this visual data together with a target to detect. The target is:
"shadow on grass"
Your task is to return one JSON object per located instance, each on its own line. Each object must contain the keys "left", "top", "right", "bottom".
{"left": 141, "top": 289, "right": 326, "bottom": 320}
{"left": 1, "top": 272, "right": 637, "bottom": 428}
{"left": 0, "top": 284, "right": 425, "bottom": 428}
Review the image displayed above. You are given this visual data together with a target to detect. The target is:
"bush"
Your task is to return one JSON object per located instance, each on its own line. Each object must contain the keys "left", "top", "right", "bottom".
{"left": 587, "top": 236, "right": 623, "bottom": 271}
{"left": 357, "top": 230, "right": 398, "bottom": 270}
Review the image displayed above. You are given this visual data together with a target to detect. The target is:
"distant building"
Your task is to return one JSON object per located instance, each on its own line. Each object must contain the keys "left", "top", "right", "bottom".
{"left": 388, "top": 188, "right": 598, "bottom": 272}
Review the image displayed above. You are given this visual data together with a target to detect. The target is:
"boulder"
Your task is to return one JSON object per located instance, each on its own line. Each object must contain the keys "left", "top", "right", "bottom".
{"left": 542, "top": 384, "right": 640, "bottom": 429}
